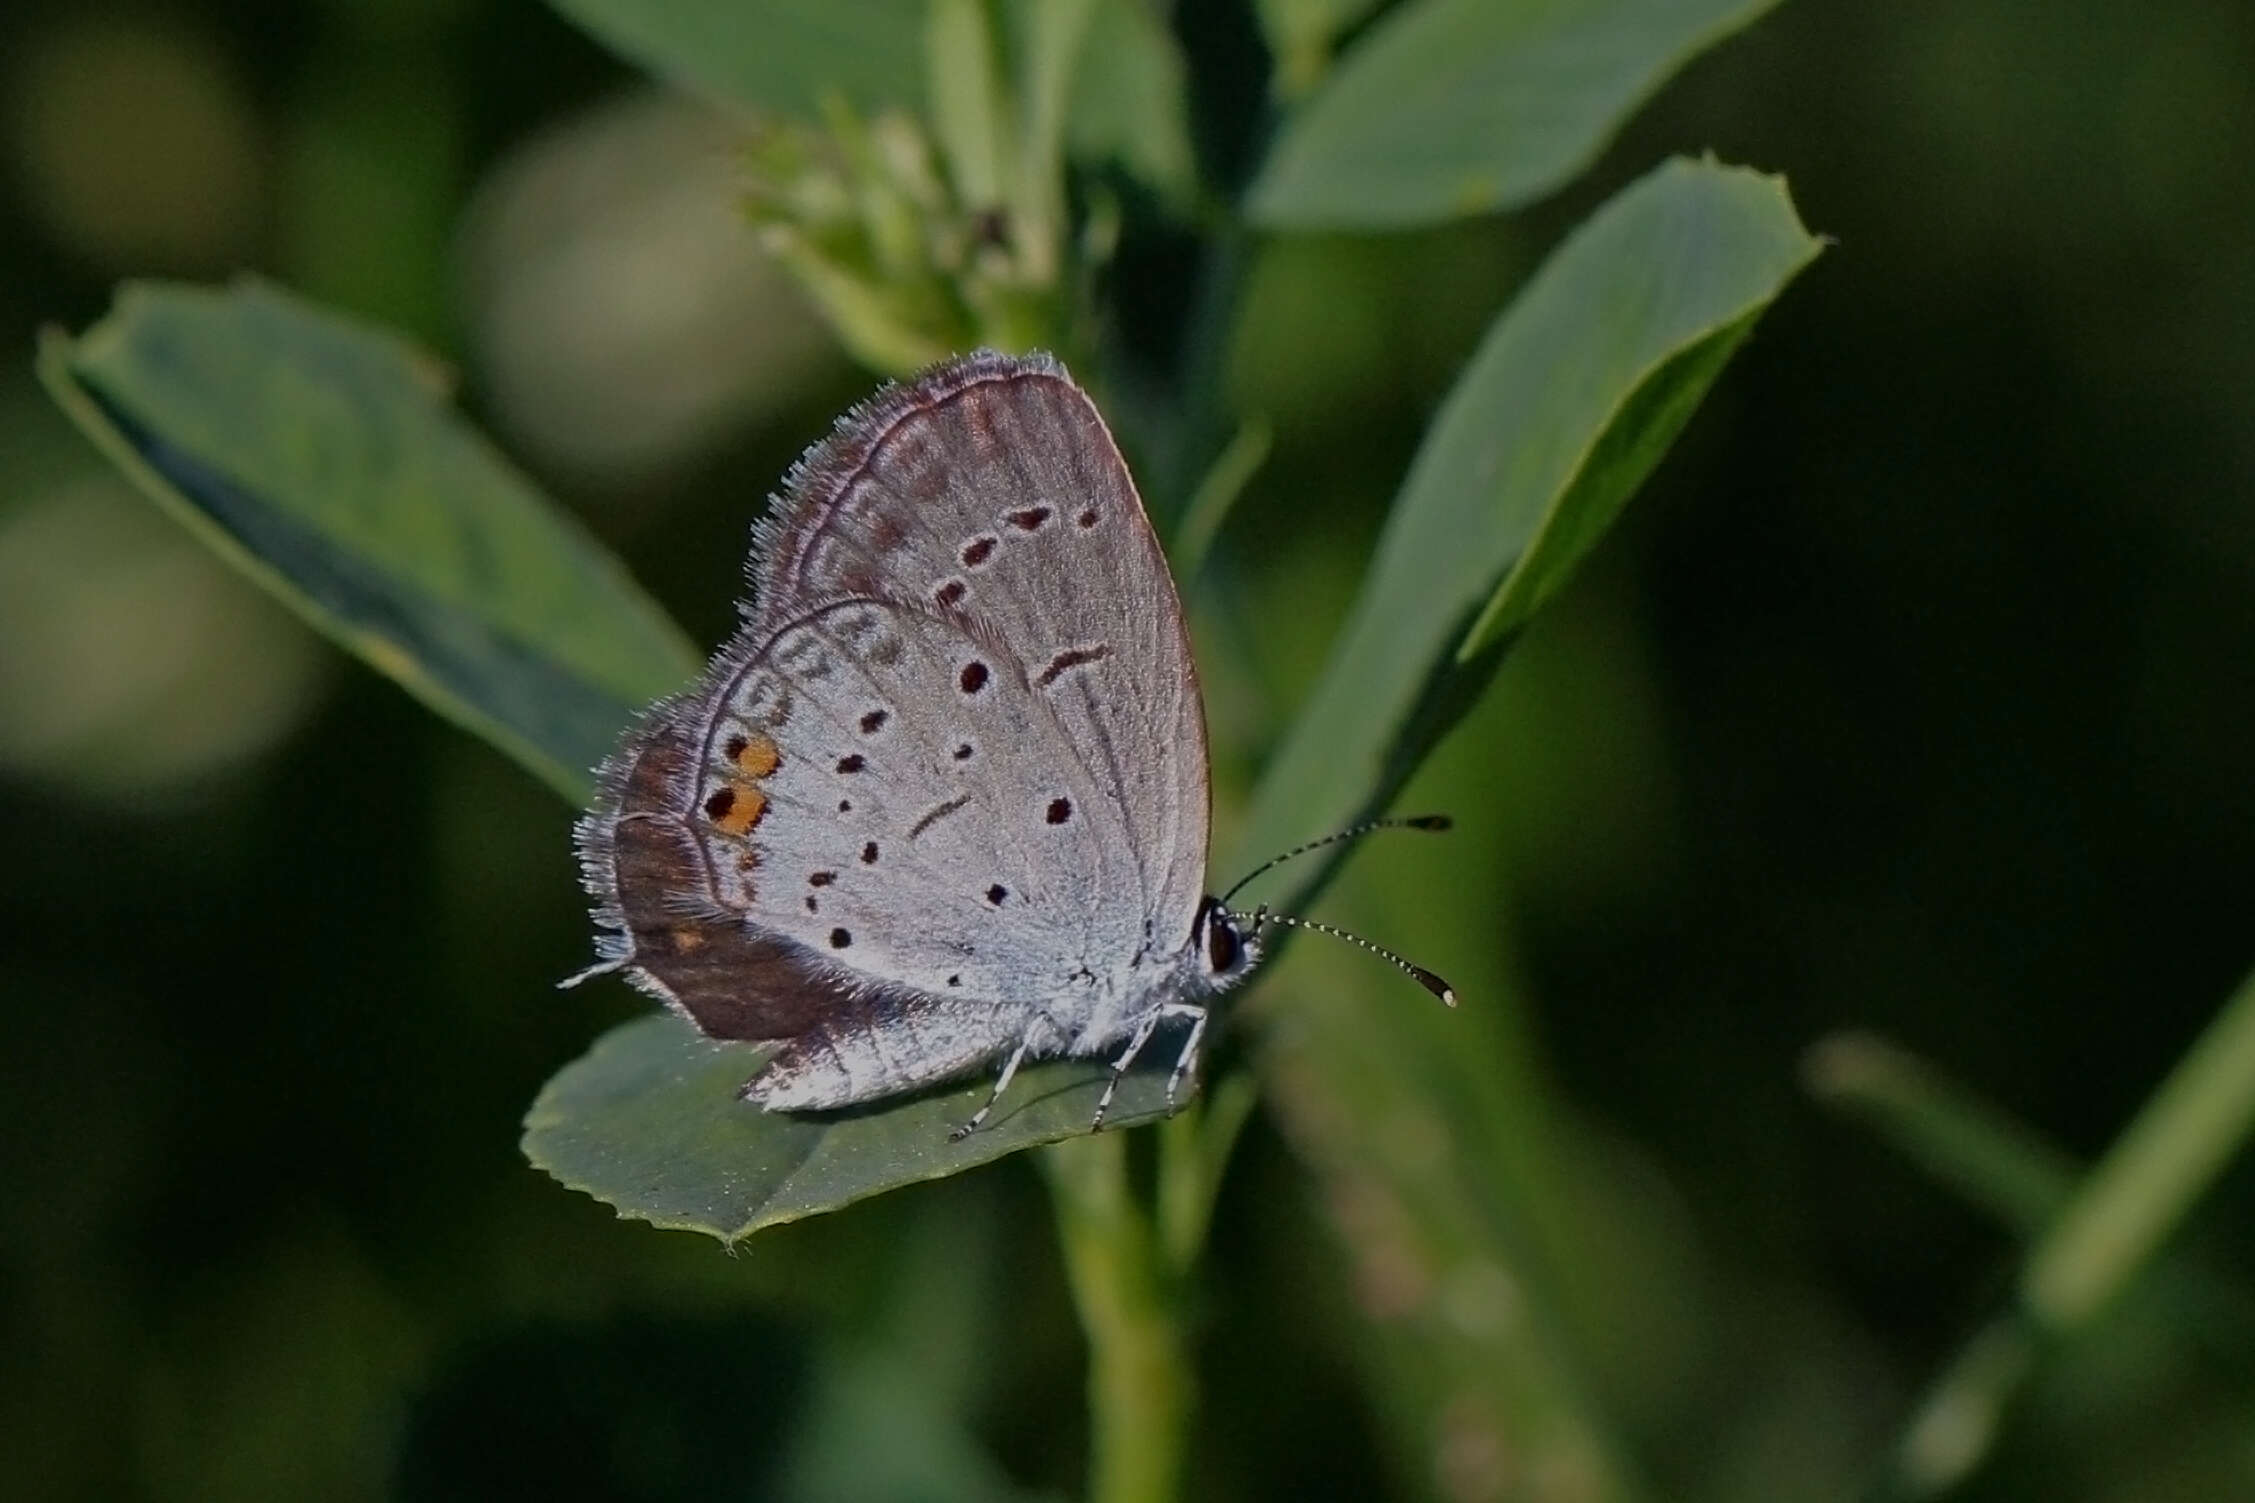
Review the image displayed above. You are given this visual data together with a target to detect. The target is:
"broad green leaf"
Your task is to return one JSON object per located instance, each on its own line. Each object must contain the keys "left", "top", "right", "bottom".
{"left": 1248, "top": 0, "right": 1784, "bottom": 229}
{"left": 1238, "top": 158, "right": 1821, "bottom": 890}
{"left": 523, "top": 1013, "right": 1182, "bottom": 1242}
{"left": 1229, "top": 163, "right": 1815, "bottom": 1503}
{"left": 37, "top": 278, "right": 699, "bottom": 798}
{"left": 542, "top": 0, "right": 926, "bottom": 118}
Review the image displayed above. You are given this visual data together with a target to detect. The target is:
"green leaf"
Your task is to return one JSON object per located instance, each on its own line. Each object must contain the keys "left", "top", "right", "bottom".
{"left": 543, "top": 0, "right": 926, "bottom": 118}
{"left": 1248, "top": 0, "right": 1784, "bottom": 229}
{"left": 927, "top": 0, "right": 1015, "bottom": 212}
{"left": 1238, "top": 157, "right": 1821, "bottom": 892}
{"left": 1227, "top": 162, "right": 1814, "bottom": 1499}
{"left": 38, "top": 279, "right": 699, "bottom": 799}
{"left": 523, "top": 1013, "right": 1183, "bottom": 1242}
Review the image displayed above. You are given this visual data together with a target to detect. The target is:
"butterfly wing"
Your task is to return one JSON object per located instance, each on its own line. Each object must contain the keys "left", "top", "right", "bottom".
{"left": 747, "top": 352, "right": 1212, "bottom": 955}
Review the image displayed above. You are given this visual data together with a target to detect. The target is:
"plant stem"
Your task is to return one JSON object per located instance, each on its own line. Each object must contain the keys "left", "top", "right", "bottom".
{"left": 2021, "top": 962, "right": 2255, "bottom": 1326}
{"left": 1157, "top": 1074, "right": 1261, "bottom": 1276}
{"left": 1803, "top": 1031, "right": 2079, "bottom": 1236}
{"left": 1043, "top": 1131, "right": 1192, "bottom": 1503}
{"left": 1877, "top": 962, "right": 2255, "bottom": 1498}
{"left": 1170, "top": 420, "right": 1273, "bottom": 586}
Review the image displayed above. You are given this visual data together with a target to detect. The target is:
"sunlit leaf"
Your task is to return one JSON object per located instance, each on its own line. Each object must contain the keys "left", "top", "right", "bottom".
{"left": 523, "top": 1013, "right": 1182, "bottom": 1242}
{"left": 1249, "top": 0, "right": 1784, "bottom": 228}
{"left": 1224, "top": 161, "right": 1817, "bottom": 1503}
{"left": 1238, "top": 157, "right": 1821, "bottom": 893}
{"left": 38, "top": 278, "right": 698, "bottom": 798}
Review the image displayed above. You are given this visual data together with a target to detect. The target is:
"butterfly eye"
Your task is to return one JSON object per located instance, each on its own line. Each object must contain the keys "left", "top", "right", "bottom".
{"left": 1203, "top": 905, "right": 1242, "bottom": 974}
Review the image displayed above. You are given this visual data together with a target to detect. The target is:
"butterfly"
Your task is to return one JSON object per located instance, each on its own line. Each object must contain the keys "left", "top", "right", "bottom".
{"left": 570, "top": 351, "right": 1448, "bottom": 1135}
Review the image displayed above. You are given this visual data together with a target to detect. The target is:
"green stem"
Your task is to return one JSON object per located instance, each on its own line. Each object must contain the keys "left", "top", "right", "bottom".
{"left": 1043, "top": 1131, "right": 1192, "bottom": 1503}
{"left": 1804, "top": 1031, "right": 2079, "bottom": 1236}
{"left": 1157, "top": 1074, "right": 1261, "bottom": 1277}
{"left": 1876, "top": 963, "right": 2255, "bottom": 1499}
{"left": 1009, "top": 0, "right": 1097, "bottom": 289}
{"left": 2021, "top": 963, "right": 2255, "bottom": 1326}
{"left": 1883, "top": 1318, "right": 2038, "bottom": 1500}
{"left": 1149, "top": 225, "right": 1251, "bottom": 535}
{"left": 1169, "top": 420, "right": 1274, "bottom": 587}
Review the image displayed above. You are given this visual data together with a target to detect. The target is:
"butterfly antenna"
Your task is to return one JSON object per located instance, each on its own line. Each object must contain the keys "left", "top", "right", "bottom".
{"left": 1236, "top": 906, "right": 1458, "bottom": 1006}
{"left": 1218, "top": 814, "right": 1451, "bottom": 907}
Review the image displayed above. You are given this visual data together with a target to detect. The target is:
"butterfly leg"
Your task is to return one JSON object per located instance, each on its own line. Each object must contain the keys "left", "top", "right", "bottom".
{"left": 1090, "top": 1002, "right": 1210, "bottom": 1130}
{"left": 1089, "top": 1007, "right": 1170, "bottom": 1131}
{"left": 557, "top": 957, "right": 625, "bottom": 989}
{"left": 950, "top": 1026, "right": 1038, "bottom": 1141}
{"left": 1163, "top": 1004, "right": 1209, "bottom": 1110}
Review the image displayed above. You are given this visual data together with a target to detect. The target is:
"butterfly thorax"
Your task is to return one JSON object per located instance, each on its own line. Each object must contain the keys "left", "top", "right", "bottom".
{"left": 1049, "top": 899, "right": 1261, "bottom": 1057}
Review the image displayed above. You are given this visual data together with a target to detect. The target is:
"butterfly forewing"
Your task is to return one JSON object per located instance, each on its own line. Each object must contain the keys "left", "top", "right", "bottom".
{"left": 750, "top": 354, "right": 1212, "bottom": 953}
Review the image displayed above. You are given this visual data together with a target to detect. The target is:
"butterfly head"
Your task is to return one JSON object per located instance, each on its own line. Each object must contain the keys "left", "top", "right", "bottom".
{"left": 1194, "top": 814, "right": 1461, "bottom": 1009}
{"left": 1190, "top": 894, "right": 1259, "bottom": 984}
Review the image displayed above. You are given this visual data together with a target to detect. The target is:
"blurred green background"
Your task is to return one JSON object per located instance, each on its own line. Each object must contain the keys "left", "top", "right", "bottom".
{"left": 6, "top": 1, "right": 2255, "bottom": 1500}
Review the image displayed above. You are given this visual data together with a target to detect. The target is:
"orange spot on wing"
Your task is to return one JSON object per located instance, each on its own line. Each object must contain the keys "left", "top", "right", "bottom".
{"left": 732, "top": 732, "right": 781, "bottom": 778}
{"left": 670, "top": 927, "right": 707, "bottom": 953}
{"left": 712, "top": 784, "right": 767, "bottom": 836}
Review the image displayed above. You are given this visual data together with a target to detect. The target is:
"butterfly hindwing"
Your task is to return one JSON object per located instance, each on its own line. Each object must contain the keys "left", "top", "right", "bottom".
{"left": 691, "top": 598, "right": 1146, "bottom": 1009}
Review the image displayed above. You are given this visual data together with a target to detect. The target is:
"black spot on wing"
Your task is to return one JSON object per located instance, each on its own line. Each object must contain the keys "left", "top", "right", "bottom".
{"left": 1037, "top": 644, "right": 1112, "bottom": 687}
{"left": 911, "top": 795, "right": 972, "bottom": 840}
